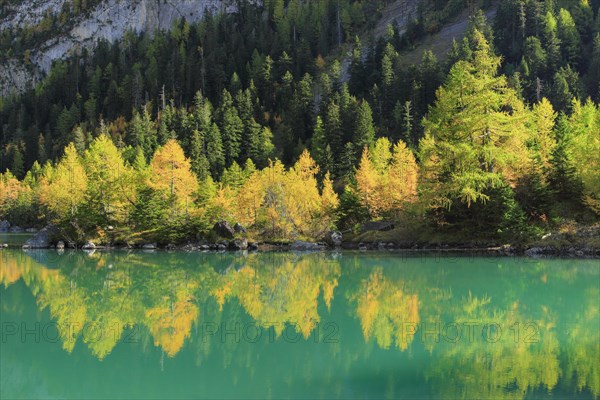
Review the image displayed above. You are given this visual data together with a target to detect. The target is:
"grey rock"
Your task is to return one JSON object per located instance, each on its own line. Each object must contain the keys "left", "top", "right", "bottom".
{"left": 361, "top": 221, "right": 395, "bottom": 233}
{"left": 81, "top": 241, "right": 96, "bottom": 250}
{"left": 358, "top": 242, "right": 368, "bottom": 251}
{"left": 25, "top": 227, "right": 38, "bottom": 233}
{"left": 234, "top": 223, "right": 247, "bottom": 234}
{"left": 291, "top": 241, "right": 326, "bottom": 251}
{"left": 9, "top": 226, "right": 24, "bottom": 233}
{"left": 56, "top": 241, "right": 65, "bottom": 250}
{"left": 22, "top": 225, "right": 57, "bottom": 249}
{"left": 0, "top": 220, "right": 10, "bottom": 232}
{"left": 142, "top": 243, "right": 157, "bottom": 250}
{"left": 199, "top": 244, "right": 210, "bottom": 250}
{"left": 212, "top": 221, "right": 235, "bottom": 239}
{"left": 217, "top": 244, "right": 227, "bottom": 250}
{"left": 525, "top": 247, "right": 554, "bottom": 257}
{"left": 324, "top": 231, "right": 343, "bottom": 247}
{"left": 229, "top": 238, "right": 248, "bottom": 250}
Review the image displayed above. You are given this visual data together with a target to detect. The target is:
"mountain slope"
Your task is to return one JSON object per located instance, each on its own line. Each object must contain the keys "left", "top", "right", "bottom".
{"left": 0, "top": 0, "right": 243, "bottom": 97}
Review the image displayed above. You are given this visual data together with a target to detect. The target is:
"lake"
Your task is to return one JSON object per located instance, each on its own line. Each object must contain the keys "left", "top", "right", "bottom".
{"left": 0, "top": 249, "right": 598, "bottom": 399}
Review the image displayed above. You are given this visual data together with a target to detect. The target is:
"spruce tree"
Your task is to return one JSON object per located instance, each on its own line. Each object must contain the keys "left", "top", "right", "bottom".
{"left": 216, "top": 89, "right": 244, "bottom": 166}
{"left": 205, "top": 123, "right": 225, "bottom": 179}
{"left": 352, "top": 101, "right": 375, "bottom": 153}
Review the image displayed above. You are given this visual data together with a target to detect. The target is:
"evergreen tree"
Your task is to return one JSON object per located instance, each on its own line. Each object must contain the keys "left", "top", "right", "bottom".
{"left": 557, "top": 8, "right": 582, "bottom": 66}
{"left": 352, "top": 101, "right": 375, "bottom": 153}
{"left": 549, "top": 114, "right": 583, "bottom": 200}
{"left": 205, "top": 123, "right": 225, "bottom": 179}
{"left": 216, "top": 89, "right": 244, "bottom": 166}
{"left": 11, "top": 147, "right": 24, "bottom": 179}
{"left": 324, "top": 101, "right": 343, "bottom": 166}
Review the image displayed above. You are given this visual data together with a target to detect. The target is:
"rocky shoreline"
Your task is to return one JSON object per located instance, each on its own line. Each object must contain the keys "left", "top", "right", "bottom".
{"left": 2, "top": 220, "right": 599, "bottom": 258}
{"left": 3, "top": 238, "right": 598, "bottom": 259}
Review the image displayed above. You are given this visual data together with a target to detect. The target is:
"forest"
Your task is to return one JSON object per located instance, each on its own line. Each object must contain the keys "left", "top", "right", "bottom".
{"left": 0, "top": 0, "right": 599, "bottom": 246}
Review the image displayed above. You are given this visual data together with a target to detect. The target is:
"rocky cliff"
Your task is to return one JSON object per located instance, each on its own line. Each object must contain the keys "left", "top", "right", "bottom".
{"left": 1, "top": 0, "right": 244, "bottom": 97}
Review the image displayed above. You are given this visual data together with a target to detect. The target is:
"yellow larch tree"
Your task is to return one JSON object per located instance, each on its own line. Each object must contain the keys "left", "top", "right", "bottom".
{"left": 285, "top": 150, "right": 323, "bottom": 236}
{"left": 39, "top": 143, "right": 88, "bottom": 223}
{"left": 83, "top": 134, "right": 134, "bottom": 226}
{"left": 388, "top": 140, "right": 419, "bottom": 214}
{"left": 234, "top": 170, "right": 265, "bottom": 227}
{"left": 356, "top": 138, "right": 418, "bottom": 218}
{"left": 149, "top": 139, "right": 198, "bottom": 210}
{"left": 320, "top": 171, "right": 339, "bottom": 213}
{"left": 355, "top": 146, "right": 381, "bottom": 216}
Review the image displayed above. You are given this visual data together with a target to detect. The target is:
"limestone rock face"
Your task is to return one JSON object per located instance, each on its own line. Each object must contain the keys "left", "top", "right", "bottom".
{"left": 0, "top": 0, "right": 252, "bottom": 96}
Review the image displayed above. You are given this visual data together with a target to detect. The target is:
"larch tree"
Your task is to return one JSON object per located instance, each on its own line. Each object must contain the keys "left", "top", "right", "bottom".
{"left": 82, "top": 134, "right": 134, "bottom": 228}
{"left": 149, "top": 139, "right": 198, "bottom": 212}
{"left": 388, "top": 141, "right": 419, "bottom": 214}
{"left": 355, "top": 138, "right": 418, "bottom": 218}
{"left": 39, "top": 143, "right": 88, "bottom": 224}
{"left": 569, "top": 99, "right": 600, "bottom": 212}
{"left": 420, "top": 30, "right": 529, "bottom": 209}
{"left": 355, "top": 146, "right": 381, "bottom": 216}
{"left": 516, "top": 97, "right": 557, "bottom": 218}
{"left": 285, "top": 150, "right": 324, "bottom": 236}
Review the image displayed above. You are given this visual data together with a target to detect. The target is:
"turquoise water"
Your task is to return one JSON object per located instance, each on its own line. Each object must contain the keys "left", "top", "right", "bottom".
{"left": 0, "top": 233, "right": 32, "bottom": 246}
{"left": 0, "top": 249, "right": 598, "bottom": 399}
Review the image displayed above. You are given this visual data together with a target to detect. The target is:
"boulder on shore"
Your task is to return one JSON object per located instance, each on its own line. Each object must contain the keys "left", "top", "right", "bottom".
{"left": 56, "top": 241, "right": 65, "bottom": 250}
{"left": 361, "top": 221, "right": 395, "bottom": 233}
{"left": 0, "top": 220, "right": 10, "bottom": 232}
{"left": 323, "top": 231, "right": 343, "bottom": 247}
{"left": 234, "top": 223, "right": 247, "bottom": 234}
{"left": 290, "top": 241, "right": 326, "bottom": 251}
{"left": 9, "top": 226, "right": 24, "bottom": 233}
{"left": 229, "top": 238, "right": 248, "bottom": 250}
{"left": 212, "top": 221, "right": 235, "bottom": 239}
{"left": 142, "top": 243, "right": 157, "bottom": 250}
{"left": 82, "top": 241, "right": 96, "bottom": 250}
{"left": 22, "top": 225, "right": 57, "bottom": 249}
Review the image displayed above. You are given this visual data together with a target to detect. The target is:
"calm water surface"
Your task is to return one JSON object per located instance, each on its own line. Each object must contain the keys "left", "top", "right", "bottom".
{"left": 0, "top": 248, "right": 598, "bottom": 399}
